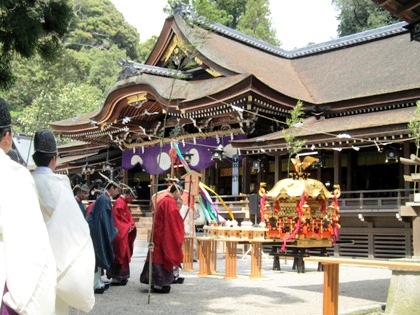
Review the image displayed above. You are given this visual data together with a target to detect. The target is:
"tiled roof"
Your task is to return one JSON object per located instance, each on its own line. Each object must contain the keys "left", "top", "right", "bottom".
{"left": 203, "top": 20, "right": 407, "bottom": 58}
{"left": 173, "top": 16, "right": 420, "bottom": 104}
{"left": 231, "top": 105, "right": 416, "bottom": 152}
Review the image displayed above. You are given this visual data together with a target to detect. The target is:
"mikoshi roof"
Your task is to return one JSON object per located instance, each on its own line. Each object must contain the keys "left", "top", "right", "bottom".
{"left": 266, "top": 178, "right": 334, "bottom": 200}
{"left": 50, "top": 12, "right": 420, "bottom": 151}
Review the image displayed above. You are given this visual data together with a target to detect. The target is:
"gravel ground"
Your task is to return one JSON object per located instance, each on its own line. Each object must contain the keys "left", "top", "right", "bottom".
{"left": 75, "top": 245, "right": 391, "bottom": 315}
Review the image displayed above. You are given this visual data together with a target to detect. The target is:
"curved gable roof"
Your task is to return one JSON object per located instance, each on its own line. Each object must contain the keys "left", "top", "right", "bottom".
{"left": 148, "top": 15, "right": 419, "bottom": 105}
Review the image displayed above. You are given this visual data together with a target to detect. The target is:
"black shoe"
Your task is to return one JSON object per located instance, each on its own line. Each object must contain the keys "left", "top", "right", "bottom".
{"left": 94, "top": 287, "right": 105, "bottom": 294}
{"left": 104, "top": 283, "right": 110, "bottom": 290}
{"left": 111, "top": 279, "right": 128, "bottom": 286}
{"left": 172, "top": 277, "right": 184, "bottom": 284}
{"left": 152, "top": 286, "right": 171, "bottom": 293}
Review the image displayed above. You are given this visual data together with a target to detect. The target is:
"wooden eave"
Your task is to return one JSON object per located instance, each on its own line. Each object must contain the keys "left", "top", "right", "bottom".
{"left": 312, "top": 89, "right": 420, "bottom": 116}
{"left": 231, "top": 105, "right": 417, "bottom": 155}
{"left": 51, "top": 69, "right": 299, "bottom": 147}
{"left": 58, "top": 141, "right": 105, "bottom": 157}
{"left": 373, "top": 0, "right": 420, "bottom": 23}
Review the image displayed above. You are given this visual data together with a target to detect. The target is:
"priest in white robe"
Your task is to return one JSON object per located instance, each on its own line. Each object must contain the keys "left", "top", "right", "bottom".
{"left": 32, "top": 128, "right": 95, "bottom": 314}
{"left": 0, "top": 99, "right": 57, "bottom": 314}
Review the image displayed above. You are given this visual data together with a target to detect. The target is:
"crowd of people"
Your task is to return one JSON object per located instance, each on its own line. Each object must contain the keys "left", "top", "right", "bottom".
{"left": 0, "top": 97, "right": 189, "bottom": 314}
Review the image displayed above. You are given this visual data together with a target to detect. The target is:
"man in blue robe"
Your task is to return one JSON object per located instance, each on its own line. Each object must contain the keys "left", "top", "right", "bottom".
{"left": 86, "top": 177, "right": 120, "bottom": 293}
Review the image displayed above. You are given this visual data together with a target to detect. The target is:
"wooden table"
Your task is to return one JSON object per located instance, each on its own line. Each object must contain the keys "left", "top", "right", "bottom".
{"left": 304, "top": 256, "right": 420, "bottom": 315}
{"left": 196, "top": 237, "right": 332, "bottom": 279}
{"left": 196, "top": 237, "right": 266, "bottom": 279}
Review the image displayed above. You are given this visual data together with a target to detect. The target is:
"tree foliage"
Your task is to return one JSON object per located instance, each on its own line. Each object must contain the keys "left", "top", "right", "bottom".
{"left": 2, "top": 0, "right": 133, "bottom": 134}
{"left": 18, "top": 82, "right": 102, "bottom": 134}
{"left": 166, "top": 0, "right": 279, "bottom": 46}
{"left": 237, "top": 0, "right": 279, "bottom": 46}
{"left": 66, "top": 0, "right": 140, "bottom": 60}
{"left": 283, "top": 101, "right": 306, "bottom": 173}
{"left": 333, "top": 0, "right": 399, "bottom": 36}
{"left": 138, "top": 36, "right": 159, "bottom": 63}
{"left": 0, "top": 0, "right": 73, "bottom": 89}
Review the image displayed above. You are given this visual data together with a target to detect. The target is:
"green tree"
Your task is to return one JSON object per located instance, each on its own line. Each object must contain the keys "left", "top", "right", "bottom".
{"left": 4, "top": 45, "right": 127, "bottom": 133}
{"left": 214, "top": 0, "right": 248, "bottom": 29}
{"left": 0, "top": 0, "right": 73, "bottom": 89}
{"left": 283, "top": 101, "right": 306, "bottom": 175}
{"left": 237, "top": 0, "right": 279, "bottom": 46}
{"left": 166, "top": 0, "right": 279, "bottom": 46}
{"left": 138, "top": 36, "right": 158, "bottom": 63}
{"left": 166, "top": 0, "right": 232, "bottom": 25}
{"left": 18, "top": 82, "right": 103, "bottom": 134}
{"left": 2, "top": 0, "right": 137, "bottom": 134}
{"left": 333, "top": 0, "right": 399, "bottom": 36}
{"left": 84, "top": 45, "right": 128, "bottom": 92}
{"left": 66, "top": 0, "right": 140, "bottom": 60}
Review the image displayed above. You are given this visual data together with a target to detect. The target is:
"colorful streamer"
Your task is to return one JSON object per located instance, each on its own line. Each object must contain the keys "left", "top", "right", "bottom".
{"left": 172, "top": 141, "right": 234, "bottom": 224}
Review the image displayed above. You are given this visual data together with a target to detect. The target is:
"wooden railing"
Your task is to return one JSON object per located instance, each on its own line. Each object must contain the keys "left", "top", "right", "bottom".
{"left": 339, "top": 189, "right": 411, "bottom": 212}
{"left": 210, "top": 194, "right": 250, "bottom": 219}
{"left": 135, "top": 188, "right": 414, "bottom": 218}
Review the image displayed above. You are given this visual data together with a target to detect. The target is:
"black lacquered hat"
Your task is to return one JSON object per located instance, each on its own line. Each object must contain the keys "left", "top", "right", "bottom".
{"left": 33, "top": 129, "right": 57, "bottom": 154}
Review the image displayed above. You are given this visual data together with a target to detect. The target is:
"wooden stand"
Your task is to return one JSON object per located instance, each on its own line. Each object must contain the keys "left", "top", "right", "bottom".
{"left": 197, "top": 237, "right": 217, "bottom": 276}
{"left": 225, "top": 240, "right": 238, "bottom": 279}
{"left": 183, "top": 236, "right": 194, "bottom": 271}
{"left": 249, "top": 241, "right": 263, "bottom": 278}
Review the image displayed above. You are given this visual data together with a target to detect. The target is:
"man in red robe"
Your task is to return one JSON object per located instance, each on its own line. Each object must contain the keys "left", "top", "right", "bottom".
{"left": 140, "top": 184, "right": 185, "bottom": 293}
{"left": 107, "top": 186, "right": 137, "bottom": 285}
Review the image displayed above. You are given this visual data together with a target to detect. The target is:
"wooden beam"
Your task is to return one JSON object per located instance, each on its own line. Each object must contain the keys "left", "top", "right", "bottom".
{"left": 305, "top": 257, "right": 420, "bottom": 269}
{"left": 400, "top": 157, "right": 419, "bottom": 165}
{"left": 396, "top": 0, "right": 420, "bottom": 15}
{"left": 304, "top": 256, "right": 420, "bottom": 315}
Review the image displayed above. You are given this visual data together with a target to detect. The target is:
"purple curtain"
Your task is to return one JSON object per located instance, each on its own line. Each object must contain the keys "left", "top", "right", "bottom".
{"left": 122, "top": 135, "right": 246, "bottom": 175}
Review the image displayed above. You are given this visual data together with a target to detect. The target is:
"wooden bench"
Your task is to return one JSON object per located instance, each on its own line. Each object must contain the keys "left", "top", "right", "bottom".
{"left": 304, "top": 256, "right": 420, "bottom": 315}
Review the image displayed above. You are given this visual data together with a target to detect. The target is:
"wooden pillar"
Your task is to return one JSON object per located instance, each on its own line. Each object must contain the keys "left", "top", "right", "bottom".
{"left": 224, "top": 240, "right": 238, "bottom": 279}
{"left": 197, "top": 238, "right": 212, "bottom": 276}
{"left": 274, "top": 155, "right": 281, "bottom": 183}
{"left": 333, "top": 151, "right": 341, "bottom": 185}
{"left": 414, "top": 215, "right": 420, "bottom": 257}
{"left": 122, "top": 168, "right": 128, "bottom": 185}
{"left": 210, "top": 239, "right": 217, "bottom": 274}
{"left": 208, "top": 164, "right": 216, "bottom": 189}
{"left": 232, "top": 154, "right": 239, "bottom": 195}
{"left": 346, "top": 151, "right": 354, "bottom": 191}
{"left": 316, "top": 162, "right": 322, "bottom": 181}
{"left": 149, "top": 174, "right": 156, "bottom": 200}
{"left": 200, "top": 169, "right": 207, "bottom": 185}
{"left": 403, "top": 142, "right": 411, "bottom": 190}
{"left": 323, "top": 263, "right": 339, "bottom": 315}
{"left": 182, "top": 236, "right": 194, "bottom": 271}
{"left": 250, "top": 241, "right": 263, "bottom": 278}
{"left": 242, "top": 157, "right": 251, "bottom": 194}
{"left": 368, "top": 227, "right": 374, "bottom": 259}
